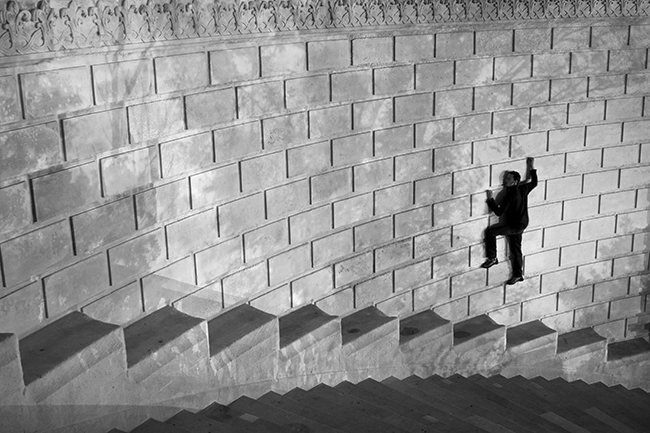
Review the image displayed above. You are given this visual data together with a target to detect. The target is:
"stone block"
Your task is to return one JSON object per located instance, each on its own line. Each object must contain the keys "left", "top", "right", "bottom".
{"left": 589, "top": 75, "right": 626, "bottom": 98}
{"left": 185, "top": 88, "right": 236, "bottom": 130}
{"left": 469, "top": 286, "right": 505, "bottom": 316}
{"left": 21, "top": 67, "right": 92, "bottom": 119}
{"left": 374, "top": 65, "right": 414, "bottom": 95}
{"left": 577, "top": 260, "right": 614, "bottom": 286}
{"left": 564, "top": 196, "right": 599, "bottom": 221}
{"left": 20, "top": 311, "right": 124, "bottom": 403}
{"left": 376, "top": 291, "right": 412, "bottom": 317}
{"left": 434, "top": 297, "right": 468, "bottom": 321}
{"left": 141, "top": 258, "right": 195, "bottom": 312}
{"left": 512, "top": 80, "right": 549, "bottom": 107}
{"left": 456, "top": 58, "right": 493, "bottom": 86}
{"left": 473, "top": 137, "right": 509, "bottom": 165}
{"left": 543, "top": 222, "right": 579, "bottom": 248}
{"left": 557, "top": 285, "right": 593, "bottom": 312}
{"left": 506, "top": 320, "right": 556, "bottom": 356}
{"left": 309, "top": 39, "right": 350, "bottom": 70}
{"left": 214, "top": 121, "right": 261, "bottom": 162}
{"left": 260, "top": 43, "right": 306, "bottom": 76}
{"left": 633, "top": 231, "right": 650, "bottom": 252}
{"left": 494, "top": 55, "right": 532, "bottom": 81}
{"left": 561, "top": 241, "right": 596, "bottom": 267}
{"left": 565, "top": 148, "right": 602, "bottom": 173}
{"left": 287, "top": 140, "right": 330, "bottom": 178}
{"left": 395, "top": 149, "right": 432, "bottom": 181}
{"left": 551, "top": 77, "right": 588, "bottom": 102}
{"left": 623, "top": 119, "right": 650, "bottom": 143}
{"left": 620, "top": 165, "right": 650, "bottom": 188}
{"left": 310, "top": 230, "right": 352, "bottom": 267}
{"left": 597, "top": 235, "right": 633, "bottom": 259}
{"left": 452, "top": 218, "right": 486, "bottom": 249}
{"left": 580, "top": 216, "right": 616, "bottom": 241}
{"left": 82, "top": 281, "right": 142, "bottom": 325}
{"left": 355, "top": 273, "right": 393, "bottom": 306}
{"left": 453, "top": 113, "right": 491, "bottom": 142}
{"left": 553, "top": 26, "right": 590, "bottom": 50}
{"left": 613, "top": 254, "right": 648, "bottom": 277}
{"left": 375, "top": 239, "right": 412, "bottom": 272}
{"left": 1, "top": 220, "right": 72, "bottom": 288}
{"left": 195, "top": 237, "right": 242, "bottom": 285}
{"left": 594, "top": 278, "right": 628, "bottom": 302}
{"left": 395, "top": 93, "right": 433, "bottom": 122}
{"left": 136, "top": 180, "right": 190, "bottom": 228}
{"left": 414, "top": 174, "right": 452, "bottom": 205}
{"left": 218, "top": 192, "right": 264, "bottom": 237}
{"left": 244, "top": 220, "right": 288, "bottom": 262}
{"left": 268, "top": 244, "right": 311, "bottom": 286}
{"left": 286, "top": 75, "right": 330, "bottom": 110}
{"left": 434, "top": 196, "right": 470, "bottom": 228}
{"left": 332, "top": 133, "right": 372, "bottom": 167}
{"left": 353, "top": 158, "right": 393, "bottom": 193}
{"left": 160, "top": 132, "right": 212, "bottom": 178}
{"left": 173, "top": 282, "right": 222, "bottom": 319}
{"left": 32, "top": 162, "right": 100, "bottom": 222}
{"left": 627, "top": 72, "right": 650, "bottom": 94}
{"left": 166, "top": 210, "right": 217, "bottom": 259}
{"left": 101, "top": 147, "right": 155, "bottom": 196}
{"left": 240, "top": 151, "right": 285, "bottom": 193}
{"left": 435, "top": 88, "right": 473, "bottom": 117}
{"left": 334, "top": 252, "right": 373, "bottom": 287}
{"left": 531, "top": 103, "right": 567, "bottom": 130}
{"left": 521, "top": 294, "right": 557, "bottom": 322}
{"left": 125, "top": 306, "right": 206, "bottom": 386}
{"left": 128, "top": 98, "right": 184, "bottom": 143}
{"left": 452, "top": 166, "right": 490, "bottom": 197}
{"left": 474, "top": 84, "right": 511, "bottom": 112}
{"left": 525, "top": 248, "right": 560, "bottom": 276}
{"left": 310, "top": 105, "right": 351, "bottom": 139}
{"left": 582, "top": 170, "right": 618, "bottom": 195}
{"left": 353, "top": 37, "right": 393, "bottom": 65}
{"left": 266, "top": 179, "right": 310, "bottom": 220}
{"left": 616, "top": 210, "right": 649, "bottom": 234}
{"left": 263, "top": 113, "right": 308, "bottom": 151}
{"left": 415, "top": 118, "right": 453, "bottom": 148}
{"left": 607, "top": 97, "right": 644, "bottom": 121}
{"left": 210, "top": 47, "right": 259, "bottom": 84}
{"left": 375, "top": 125, "right": 414, "bottom": 156}
{"left": 611, "top": 295, "right": 645, "bottom": 320}
{"left": 395, "top": 206, "right": 433, "bottom": 238}
{"left": 291, "top": 267, "right": 334, "bottom": 306}
{"left": 0, "top": 182, "right": 30, "bottom": 236}
{"left": 476, "top": 29, "right": 513, "bottom": 55}
{"left": 413, "top": 278, "right": 450, "bottom": 309}
{"left": 0, "top": 122, "right": 61, "bottom": 182}
{"left": 515, "top": 28, "right": 552, "bottom": 52}
{"left": 396, "top": 34, "right": 434, "bottom": 62}
{"left": 546, "top": 175, "right": 581, "bottom": 201}
{"left": 208, "top": 304, "right": 277, "bottom": 386}
{"left": 333, "top": 194, "right": 373, "bottom": 227}
{"left": 510, "top": 131, "right": 546, "bottom": 158}
{"left": 548, "top": 126, "right": 585, "bottom": 152}
{"left": 433, "top": 247, "right": 470, "bottom": 279}
{"left": 452, "top": 314, "right": 505, "bottom": 359}
{"left": 222, "top": 262, "right": 268, "bottom": 305}
{"left": 354, "top": 217, "right": 392, "bottom": 252}
{"left": 43, "top": 253, "right": 110, "bottom": 316}
{"left": 331, "top": 70, "right": 372, "bottom": 103}
{"left": 341, "top": 306, "right": 398, "bottom": 373}
{"left": 0, "top": 282, "right": 45, "bottom": 335}
{"left": 311, "top": 168, "right": 352, "bottom": 203}
{"left": 488, "top": 303, "right": 521, "bottom": 326}
{"left": 108, "top": 228, "right": 166, "bottom": 284}
{"left": 374, "top": 183, "right": 412, "bottom": 215}
{"left": 568, "top": 100, "right": 605, "bottom": 125}
{"left": 528, "top": 202, "right": 563, "bottom": 229}
{"left": 237, "top": 81, "right": 284, "bottom": 119}
{"left": 289, "top": 205, "right": 332, "bottom": 244}
{"left": 540, "top": 267, "right": 576, "bottom": 294}
{"left": 591, "top": 25, "right": 628, "bottom": 49}
{"left": 63, "top": 109, "right": 129, "bottom": 161}
{"left": 155, "top": 52, "right": 208, "bottom": 94}
{"left": 354, "top": 98, "right": 393, "bottom": 130}
{"left": 434, "top": 143, "right": 471, "bottom": 173}
{"left": 587, "top": 123, "right": 623, "bottom": 147}
{"left": 394, "top": 259, "right": 432, "bottom": 292}
{"left": 415, "top": 61, "right": 454, "bottom": 91}
{"left": 451, "top": 267, "right": 488, "bottom": 298}
{"left": 250, "top": 286, "right": 290, "bottom": 316}
{"left": 610, "top": 49, "right": 647, "bottom": 72}
{"left": 569, "top": 52, "right": 609, "bottom": 78}
{"left": 414, "top": 227, "right": 452, "bottom": 258}
{"left": 93, "top": 59, "right": 153, "bottom": 105}
{"left": 0, "top": 75, "right": 20, "bottom": 123}
{"left": 437, "top": 31, "right": 473, "bottom": 59}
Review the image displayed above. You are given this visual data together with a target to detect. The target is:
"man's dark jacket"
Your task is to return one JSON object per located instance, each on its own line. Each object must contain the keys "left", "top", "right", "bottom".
{"left": 486, "top": 169, "right": 538, "bottom": 230}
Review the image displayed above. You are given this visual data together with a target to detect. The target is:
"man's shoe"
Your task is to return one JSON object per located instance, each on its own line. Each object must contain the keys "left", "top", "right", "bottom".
{"left": 481, "top": 258, "right": 498, "bottom": 269}
{"left": 506, "top": 275, "right": 524, "bottom": 285}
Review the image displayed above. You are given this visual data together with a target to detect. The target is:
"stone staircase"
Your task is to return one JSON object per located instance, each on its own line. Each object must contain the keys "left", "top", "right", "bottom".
{"left": 2, "top": 303, "right": 650, "bottom": 433}
{"left": 121, "top": 373, "right": 650, "bottom": 433}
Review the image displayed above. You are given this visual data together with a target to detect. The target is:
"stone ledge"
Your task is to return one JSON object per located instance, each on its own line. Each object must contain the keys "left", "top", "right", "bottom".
{"left": 506, "top": 320, "right": 557, "bottom": 355}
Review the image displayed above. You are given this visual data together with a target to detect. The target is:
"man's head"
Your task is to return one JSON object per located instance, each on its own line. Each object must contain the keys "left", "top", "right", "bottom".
{"left": 504, "top": 171, "right": 521, "bottom": 187}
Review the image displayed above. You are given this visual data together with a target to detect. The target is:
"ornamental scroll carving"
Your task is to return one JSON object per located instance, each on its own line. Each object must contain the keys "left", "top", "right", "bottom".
{"left": 1, "top": 0, "right": 648, "bottom": 55}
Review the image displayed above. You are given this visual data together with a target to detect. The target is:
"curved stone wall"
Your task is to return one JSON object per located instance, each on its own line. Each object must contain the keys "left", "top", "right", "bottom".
{"left": 0, "top": 9, "right": 648, "bottom": 349}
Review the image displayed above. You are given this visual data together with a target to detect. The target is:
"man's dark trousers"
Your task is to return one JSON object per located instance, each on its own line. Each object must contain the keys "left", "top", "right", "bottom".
{"left": 484, "top": 223, "right": 524, "bottom": 277}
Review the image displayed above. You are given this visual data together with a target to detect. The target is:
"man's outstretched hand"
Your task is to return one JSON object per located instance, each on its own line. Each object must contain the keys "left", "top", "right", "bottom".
{"left": 527, "top": 157, "right": 535, "bottom": 169}
{"left": 486, "top": 189, "right": 493, "bottom": 200}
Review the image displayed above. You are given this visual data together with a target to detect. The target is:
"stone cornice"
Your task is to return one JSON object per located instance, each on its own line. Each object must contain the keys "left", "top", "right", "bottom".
{"left": 1, "top": 0, "right": 649, "bottom": 56}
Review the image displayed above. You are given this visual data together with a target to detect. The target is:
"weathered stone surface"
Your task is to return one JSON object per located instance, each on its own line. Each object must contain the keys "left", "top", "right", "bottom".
{"left": 160, "top": 132, "right": 213, "bottom": 178}
{"left": 136, "top": 180, "right": 190, "bottom": 229}
{"left": 63, "top": 109, "right": 128, "bottom": 161}
{"left": 101, "top": 147, "right": 156, "bottom": 196}
{"left": 108, "top": 229, "right": 167, "bottom": 285}
{"left": 155, "top": 52, "right": 209, "bottom": 94}
{"left": 82, "top": 281, "right": 143, "bottom": 325}
{"left": 128, "top": 99, "right": 185, "bottom": 143}
{"left": 0, "top": 182, "right": 31, "bottom": 236}
{"left": 0, "top": 122, "right": 61, "bottom": 182}
{"left": 214, "top": 122, "right": 262, "bottom": 162}
{"left": 93, "top": 60, "right": 154, "bottom": 104}
{"left": 21, "top": 67, "right": 92, "bottom": 119}
{"left": 0, "top": 282, "right": 45, "bottom": 335}
{"left": 222, "top": 262, "right": 268, "bottom": 306}
{"left": 211, "top": 47, "right": 259, "bottom": 84}
{"left": 72, "top": 197, "right": 136, "bottom": 255}
{"left": 261, "top": 43, "right": 306, "bottom": 76}
{"left": 0, "top": 75, "right": 21, "bottom": 124}
{"left": 141, "top": 257, "right": 196, "bottom": 312}
{"left": 185, "top": 88, "right": 236, "bottom": 130}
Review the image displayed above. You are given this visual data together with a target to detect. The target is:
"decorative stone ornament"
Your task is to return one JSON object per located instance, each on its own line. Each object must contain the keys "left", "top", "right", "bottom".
{"left": 1, "top": 0, "right": 649, "bottom": 56}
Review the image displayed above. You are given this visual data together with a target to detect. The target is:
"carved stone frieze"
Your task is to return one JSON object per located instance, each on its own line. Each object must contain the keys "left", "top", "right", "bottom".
{"left": 1, "top": 0, "right": 648, "bottom": 56}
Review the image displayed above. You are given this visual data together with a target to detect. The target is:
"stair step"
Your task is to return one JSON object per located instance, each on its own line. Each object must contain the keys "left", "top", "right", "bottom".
{"left": 453, "top": 314, "right": 505, "bottom": 351}
{"left": 399, "top": 309, "right": 451, "bottom": 347}
{"left": 124, "top": 306, "right": 207, "bottom": 383}
{"left": 593, "top": 381, "right": 650, "bottom": 411}
{"left": 352, "top": 378, "right": 475, "bottom": 432}
{"left": 583, "top": 407, "right": 641, "bottom": 433}
{"left": 131, "top": 418, "right": 189, "bottom": 433}
{"left": 230, "top": 395, "right": 344, "bottom": 433}
{"left": 556, "top": 328, "right": 607, "bottom": 358}
{"left": 608, "top": 338, "right": 650, "bottom": 361}
{"left": 506, "top": 320, "right": 556, "bottom": 354}
{"left": 404, "top": 375, "right": 538, "bottom": 433}
{"left": 166, "top": 409, "right": 244, "bottom": 433}
{"left": 19, "top": 311, "right": 124, "bottom": 403}
{"left": 0, "top": 333, "right": 21, "bottom": 394}
{"left": 259, "top": 390, "right": 347, "bottom": 430}
{"left": 576, "top": 379, "right": 649, "bottom": 417}
{"left": 465, "top": 415, "right": 518, "bottom": 433}
{"left": 341, "top": 306, "right": 398, "bottom": 374}
{"left": 200, "top": 401, "right": 285, "bottom": 432}
{"left": 208, "top": 304, "right": 277, "bottom": 385}
{"left": 439, "top": 374, "right": 562, "bottom": 432}
{"left": 380, "top": 376, "right": 481, "bottom": 433}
